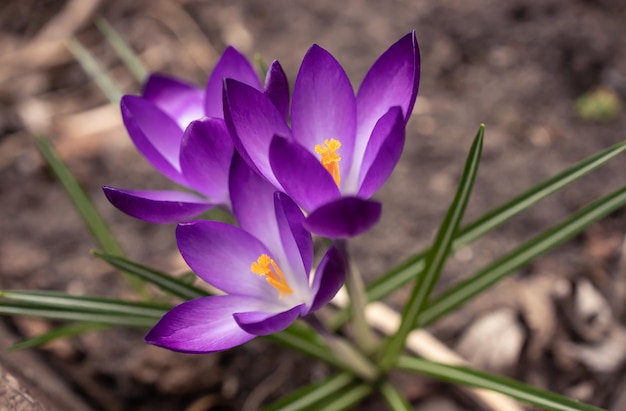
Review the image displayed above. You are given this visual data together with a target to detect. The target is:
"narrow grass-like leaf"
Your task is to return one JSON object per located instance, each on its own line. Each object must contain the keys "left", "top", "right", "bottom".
{"left": 419, "top": 184, "right": 626, "bottom": 327}
{"left": 66, "top": 36, "right": 123, "bottom": 104}
{"left": 309, "top": 383, "right": 372, "bottom": 411}
{"left": 262, "top": 373, "right": 353, "bottom": 411}
{"left": 366, "top": 139, "right": 626, "bottom": 303}
{"left": 0, "top": 304, "right": 156, "bottom": 327}
{"left": 0, "top": 290, "right": 167, "bottom": 318}
{"left": 397, "top": 356, "right": 605, "bottom": 411}
{"left": 379, "top": 125, "right": 484, "bottom": 370}
{"left": 266, "top": 322, "right": 345, "bottom": 371}
{"left": 96, "top": 16, "right": 148, "bottom": 82}
{"left": 9, "top": 323, "right": 109, "bottom": 351}
{"left": 35, "top": 137, "right": 124, "bottom": 256}
{"left": 93, "top": 251, "right": 208, "bottom": 300}
{"left": 380, "top": 381, "right": 412, "bottom": 411}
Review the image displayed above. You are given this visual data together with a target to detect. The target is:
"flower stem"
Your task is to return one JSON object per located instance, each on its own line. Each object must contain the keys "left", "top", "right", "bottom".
{"left": 334, "top": 240, "right": 378, "bottom": 355}
{"left": 305, "top": 315, "right": 379, "bottom": 381}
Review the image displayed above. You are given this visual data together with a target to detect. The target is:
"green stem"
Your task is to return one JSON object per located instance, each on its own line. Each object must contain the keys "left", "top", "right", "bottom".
{"left": 305, "top": 315, "right": 378, "bottom": 382}
{"left": 335, "top": 239, "right": 378, "bottom": 355}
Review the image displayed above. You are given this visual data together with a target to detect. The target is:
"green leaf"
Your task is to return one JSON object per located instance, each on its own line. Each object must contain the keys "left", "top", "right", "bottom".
{"left": 93, "top": 251, "right": 208, "bottom": 300}
{"left": 266, "top": 322, "right": 345, "bottom": 371}
{"left": 309, "top": 383, "right": 372, "bottom": 411}
{"left": 66, "top": 36, "right": 123, "bottom": 104}
{"left": 262, "top": 373, "right": 354, "bottom": 411}
{"left": 379, "top": 125, "right": 484, "bottom": 370}
{"left": 379, "top": 381, "right": 412, "bottom": 411}
{"left": 0, "top": 290, "right": 168, "bottom": 318}
{"left": 33, "top": 137, "right": 146, "bottom": 293}
{"left": 96, "top": 16, "right": 148, "bottom": 82}
{"left": 34, "top": 137, "right": 124, "bottom": 257}
{"left": 419, "top": 183, "right": 626, "bottom": 327}
{"left": 0, "top": 303, "right": 156, "bottom": 327}
{"left": 397, "top": 356, "right": 605, "bottom": 411}
{"left": 365, "top": 138, "right": 626, "bottom": 304}
{"left": 9, "top": 323, "right": 109, "bottom": 351}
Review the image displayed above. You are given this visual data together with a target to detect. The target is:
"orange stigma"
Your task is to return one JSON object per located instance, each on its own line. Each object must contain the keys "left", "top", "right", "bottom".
{"left": 314, "top": 139, "right": 341, "bottom": 186}
{"left": 251, "top": 254, "right": 294, "bottom": 297}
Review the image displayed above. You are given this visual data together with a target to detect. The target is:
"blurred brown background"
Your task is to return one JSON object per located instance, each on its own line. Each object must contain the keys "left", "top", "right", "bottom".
{"left": 1, "top": 0, "right": 626, "bottom": 410}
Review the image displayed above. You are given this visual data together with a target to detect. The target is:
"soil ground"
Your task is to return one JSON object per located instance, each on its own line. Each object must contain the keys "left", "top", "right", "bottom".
{"left": 1, "top": 0, "right": 626, "bottom": 410}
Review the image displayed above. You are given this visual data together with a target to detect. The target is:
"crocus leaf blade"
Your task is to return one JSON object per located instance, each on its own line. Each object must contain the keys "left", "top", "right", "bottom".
{"left": 95, "top": 16, "right": 148, "bottom": 82}
{"left": 262, "top": 372, "right": 354, "bottom": 411}
{"left": 93, "top": 251, "right": 208, "bottom": 300}
{"left": 356, "top": 138, "right": 626, "bottom": 311}
{"left": 66, "top": 36, "right": 123, "bottom": 104}
{"left": 379, "top": 125, "right": 484, "bottom": 369}
{"left": 265, "top": 322, "right": 344, "bottom": 370}
{"left": 419, "top": 183, "right": 626, "bottom": 327}
{"left": 397, "top": 356, "right": 605, "bottom": 411}
{"left": 0, "top": 303, "right": 156, "bottom": 327}
{"left": 0, "top": 290, "right": 168, "bottom": 318}
{"left": 9, "top": 323, "right": 109, "bottom": 351}
{"left": 34, "top": 136, "right": 124, "bottom": 257}
{"left": 380, "top": 381, "right": 413, "bottom": 411}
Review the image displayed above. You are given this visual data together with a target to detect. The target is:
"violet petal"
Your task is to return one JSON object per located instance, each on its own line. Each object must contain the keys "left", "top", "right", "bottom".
{"left": 223, "top": 79, "right": 291, "bottom": 187}
{"left": 291, "top": 45, "right": 356, "bottom": 179}
{"left": 176, "top": 221, "right": 276, "bottom": 301}
{"left": 269, "top": 135, "right": 340, "bottom": 212}
{"left": 145, "top": 295, "right": 267, "bottom": 353}
{"left": 303, "top": 197, "right": 382, "bottom": 238}
{"left": 309, "top": 247, "right": 346, "bottom": 313}
{"left": 180, "top": 117, "right": 233, "bottom": 203}
{"left": 357, "top": 106, "right": 405, "bottom": 198}
{"left": 354, "top": 32, "right": 420, "bottom": 169}
{"left": 142, "top": 73, "right": 204, "bottom": 130}
{"left": 264, "top": 60, "right": 290, "bottom": 120}
{"left": 234, "top": 304, "right": 304, "bottom": 336}
{"left": 102, "top": 186, "right": 212, "bottom": 224}
{"left": 120, "top": 95, "right": 187, "bottom": 186}
{"left": 205, "top": 46, "right": 261, "bottom": 118}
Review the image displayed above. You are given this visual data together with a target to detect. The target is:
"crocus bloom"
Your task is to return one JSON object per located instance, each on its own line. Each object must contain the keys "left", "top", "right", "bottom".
{"left": 103, "top": 47, "right": 289, "bottom": 223}
{"left": 145, "top": 156, "right": 345, "bottom": 353}
{"left": 224, "top": 32, "right": 420, "bottom": 237}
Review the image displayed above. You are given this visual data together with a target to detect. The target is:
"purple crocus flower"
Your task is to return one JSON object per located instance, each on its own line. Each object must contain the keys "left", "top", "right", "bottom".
{"left": 103, "top": 47, "right": 289, "bottom": 223}
{"left": 145, "top": 156, "right": 345, "bottom": 353}
{"left": 223, "top": 32, "right": 420, "bottom": 237}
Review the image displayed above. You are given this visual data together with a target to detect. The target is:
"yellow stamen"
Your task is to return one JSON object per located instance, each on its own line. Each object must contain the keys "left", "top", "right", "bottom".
{"left": 251, "top": 254, "right": 294, "bottom": 297}
{"left": 314, "top": 139, "right": 341, "bottom": 186}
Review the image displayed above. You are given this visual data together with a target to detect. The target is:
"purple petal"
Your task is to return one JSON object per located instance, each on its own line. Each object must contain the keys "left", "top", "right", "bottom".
{"left": 304, "top": 197, "right": 382, "bottom": 238}
{"left": 145, "top": 295, "right": 266, "bottom": 353}
{"left": 142, "top": 73, "right": 204, "bottom": 130}
{"left": 357, "top": 106, "right": 406, "bottom": 198}
{"left": 180, "top": 117, "right": 233, "bottom": 203}
{"left": 102, "top": 186, "right": 212, "bottom": 224}
{"left": 223, "top": 79, "right": 291, "bottom": 187}
{"left": 354, "top": 32, "right": 420, "bottom": 169}
{"left": 274, "top": 192, "right": 313, "bottom": 284}
{"left": 309, "top": 247, "right": 346, "bottom": 313}
{"left": 205, "top": 46, "right": 261, "bottom": 118}
{"left": 229, "top": 153, "right": 281, "bottom": 251}
{"left": 291, "top": 45, "right": 356, "bottom": 179}
{"left": 264, "top": 60, "right": 290, "bottom": 120}
{"left": 176, "top": 220, "right": 277, "bottom": 300}
{"left": 234, "top": 304, "right": 304, "bottom": 336}
{"left": 269, "top": 136, "right": 340, "bottom": 212}
{"left": 121, "top": 95, "right": 187, "bottom": 186}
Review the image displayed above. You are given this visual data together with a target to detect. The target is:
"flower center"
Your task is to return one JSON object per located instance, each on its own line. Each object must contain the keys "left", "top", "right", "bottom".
{"left": 251, "top": 254, "right": 294, "bottom": 298}
{"left": 314, "top": 139, "right": 341, "bottom": 187}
